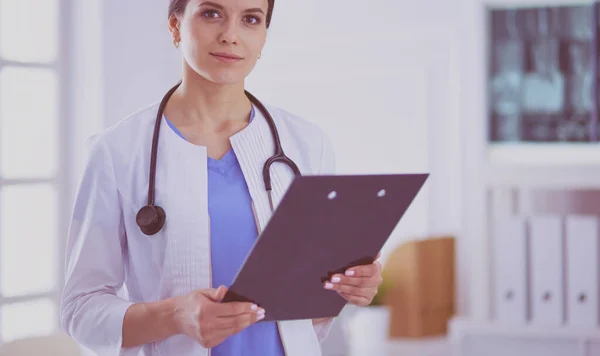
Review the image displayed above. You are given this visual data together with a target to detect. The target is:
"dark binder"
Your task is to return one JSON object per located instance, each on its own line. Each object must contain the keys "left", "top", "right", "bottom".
{"left": 222, "top": 173, "right": 429, "bottom": 321}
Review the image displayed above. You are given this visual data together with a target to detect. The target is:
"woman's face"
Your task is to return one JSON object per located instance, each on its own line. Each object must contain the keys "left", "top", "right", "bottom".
{"left": 170, "top": 0, "right": 269, "bottom": 85}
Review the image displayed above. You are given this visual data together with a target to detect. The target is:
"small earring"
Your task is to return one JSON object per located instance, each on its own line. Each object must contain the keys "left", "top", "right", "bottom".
{"left": 173, "top": 39, "right": 180, "bottom": 48}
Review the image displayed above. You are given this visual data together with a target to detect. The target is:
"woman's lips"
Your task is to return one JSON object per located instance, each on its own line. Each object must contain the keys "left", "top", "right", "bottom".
{"left": 210, "top": 52, "right": 243, "bottom": 63}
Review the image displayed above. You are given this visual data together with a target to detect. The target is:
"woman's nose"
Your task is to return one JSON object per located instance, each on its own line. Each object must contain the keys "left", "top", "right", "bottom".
{"left": 218, "top": 20, "right": 240, "bottom": 45}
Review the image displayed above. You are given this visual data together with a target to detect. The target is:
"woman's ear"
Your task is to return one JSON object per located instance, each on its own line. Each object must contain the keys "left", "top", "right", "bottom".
{"left": 168, "top": 14, "right": 181, "bottom": 42}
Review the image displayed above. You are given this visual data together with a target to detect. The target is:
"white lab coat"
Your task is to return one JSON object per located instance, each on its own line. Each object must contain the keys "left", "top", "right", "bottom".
{"left": 60, "top": 100, "right": 337, "bottom": 356}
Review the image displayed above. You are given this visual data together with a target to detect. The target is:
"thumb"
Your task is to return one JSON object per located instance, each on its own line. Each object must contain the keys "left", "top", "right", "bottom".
{"left": 206, "top": 285, "right": 228, "bottom": 302}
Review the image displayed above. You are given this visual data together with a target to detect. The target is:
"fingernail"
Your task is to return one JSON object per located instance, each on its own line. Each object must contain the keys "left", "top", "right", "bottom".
{"left": 325, "top": 282, "right": 334, "bottom": 289}
{"left": 331, "top": 276, "right": 341, "bottom": 283}
{"left": 257, "top": 313, "right": 265, "bottom": 321}
{"left": 251, "top": 304, "right": 258, "bottom": 311}
{"left": 257, "top": 308, "right": 265, "bottom": 315}
{"left": 345, "top": 270, "right": 355, "bottom": 276}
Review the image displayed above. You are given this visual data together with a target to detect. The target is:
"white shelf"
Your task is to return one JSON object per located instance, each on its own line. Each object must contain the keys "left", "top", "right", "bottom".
{"left": 449, "top": 317, "right": 600, "bottom": 340}
{"left": 480, "top": 143, "right": 600, "bottom": 188}
{"left": 488, "top": 143, "right": 600, "bottom": 167}
{"left": 483, "top": 166, "right": 600, "bottom": 188}
{"left": 484, "top": 0, "right": 594, "bottom": 8}
{"left": 449, "top": 317, "right": 600, "bottom": 356}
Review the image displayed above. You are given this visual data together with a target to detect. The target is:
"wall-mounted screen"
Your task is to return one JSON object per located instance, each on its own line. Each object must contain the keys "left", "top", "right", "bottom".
{"left": 489, "top": 4, "right": 598, "bottom": 143}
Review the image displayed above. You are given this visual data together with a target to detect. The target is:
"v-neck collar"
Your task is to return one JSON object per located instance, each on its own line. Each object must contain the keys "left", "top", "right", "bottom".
{"left": 162, "top": 106, "right": 255, "bottom": 174}
{"left": 163, "top": 106, "right": 256, "bottom": 145}
{"left": 159, "top": 101, "right": 291, "bottom": 232}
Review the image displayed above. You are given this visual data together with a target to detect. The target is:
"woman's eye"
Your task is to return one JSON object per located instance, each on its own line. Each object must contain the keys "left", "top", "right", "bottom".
{"left": 202, "top": 10, "right": 220, "bottom": 18}
{"left": 244, "top": 15, "right": 261, "bottom": 25}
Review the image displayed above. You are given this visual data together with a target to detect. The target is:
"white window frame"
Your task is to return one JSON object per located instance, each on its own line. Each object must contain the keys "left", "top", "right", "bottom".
{"left": 0, "top": 0, "right": 71, "bottom": 342}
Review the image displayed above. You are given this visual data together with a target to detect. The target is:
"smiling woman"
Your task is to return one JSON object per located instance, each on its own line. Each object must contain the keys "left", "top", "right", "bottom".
{"left": 59, "top": 0, "right": 384, "bottom": 355}
{"left": 167, "top": 0, "right": 274, "bottom": 87}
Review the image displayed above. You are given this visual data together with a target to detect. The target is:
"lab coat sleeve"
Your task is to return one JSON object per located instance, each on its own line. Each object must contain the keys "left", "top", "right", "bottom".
{"left": 317, "top": 129, "right": 336, "bottom": 175}
{"left": 60, "top": 135, "right": 138, "bottom": 356}
{"left": 312, "top": 129, "right": 338, "bottom": 342}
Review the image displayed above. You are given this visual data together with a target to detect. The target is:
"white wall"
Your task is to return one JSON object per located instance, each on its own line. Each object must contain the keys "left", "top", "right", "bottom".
{"left": 252, "top": 0, "right": 466, "bottom": 315}
{"left": 101, "top": 1, "right": 182, "bottom": 124}
{"left": 68, "top": 0, "right": 181, "bottom": 202}
{"left": 68, "top": 0, "right": 470, "bottom": 324}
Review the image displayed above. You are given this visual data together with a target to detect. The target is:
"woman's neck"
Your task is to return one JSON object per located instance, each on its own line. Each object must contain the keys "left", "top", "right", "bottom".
{"left": 166, "top": 68, "right": 253, "bottom": 131}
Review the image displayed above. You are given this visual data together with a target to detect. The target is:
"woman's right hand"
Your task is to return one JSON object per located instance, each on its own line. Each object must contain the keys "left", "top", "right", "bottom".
{"left": 171, "top": 285, "right": 265, "bottom": 348}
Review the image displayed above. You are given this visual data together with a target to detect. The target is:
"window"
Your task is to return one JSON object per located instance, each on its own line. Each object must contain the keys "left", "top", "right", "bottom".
{"left": 0, "top": 0, "right": 64, "bottom": 343}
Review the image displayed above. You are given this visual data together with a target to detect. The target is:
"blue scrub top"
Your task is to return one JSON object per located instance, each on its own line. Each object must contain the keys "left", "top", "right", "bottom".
{"left": 164, "top": 108, "right": 285, "bottom": 356}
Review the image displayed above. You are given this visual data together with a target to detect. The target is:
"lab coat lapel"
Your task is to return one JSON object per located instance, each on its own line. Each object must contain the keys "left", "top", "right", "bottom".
{"left": 230, "top": 106, "right": 295, "bottom": 232}
{"left": 230, "top": 108, "right": 323, "bottom": 356}
{"left": 154, "top": 120, "right": 212, "bottom": 296}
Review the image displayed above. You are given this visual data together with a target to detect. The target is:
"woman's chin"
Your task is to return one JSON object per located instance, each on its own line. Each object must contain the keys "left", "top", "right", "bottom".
{"left": 202, "top": 68, "right": 249, "bottom": 86}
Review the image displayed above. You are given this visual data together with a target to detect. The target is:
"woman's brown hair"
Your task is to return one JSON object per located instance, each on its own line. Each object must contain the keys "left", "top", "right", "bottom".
{"left": 169, "top": 0, "right": 275, "bottom": 28}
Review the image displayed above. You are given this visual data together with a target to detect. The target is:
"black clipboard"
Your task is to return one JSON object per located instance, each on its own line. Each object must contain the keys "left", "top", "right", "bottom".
{"left": 222, "top": 173, "right": 429, "bottom": 321}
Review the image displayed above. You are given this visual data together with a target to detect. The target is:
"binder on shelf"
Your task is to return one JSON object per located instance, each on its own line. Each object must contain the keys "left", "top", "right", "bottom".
{"left": 529, "top": 215, "right": 564, "bottom": 326}
{"left": 565, "top": 215, "right": 599, "bottom": 328}
{"left": 492, "top": 216, "right": 528, "bottom": 325}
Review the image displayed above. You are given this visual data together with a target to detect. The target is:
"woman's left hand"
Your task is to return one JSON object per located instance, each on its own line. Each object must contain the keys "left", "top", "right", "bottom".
{"left": 323, "top": 253, "right": 383, "bottom": 307}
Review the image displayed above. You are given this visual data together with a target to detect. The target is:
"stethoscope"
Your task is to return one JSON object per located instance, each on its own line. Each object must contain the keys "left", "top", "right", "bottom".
{"left": 136, "top": 81, "right": 301, "bottom": 236}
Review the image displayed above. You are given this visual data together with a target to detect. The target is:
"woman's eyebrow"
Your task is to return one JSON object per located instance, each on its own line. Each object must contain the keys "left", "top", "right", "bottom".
{"left": 244, "top": 7, "right": 265, "bottom": 15}
{"left": 198, "top": 1, "right": 224, "bottom": 10}
{"left": 198, "top": 2, "right": 265, "bottom": 14}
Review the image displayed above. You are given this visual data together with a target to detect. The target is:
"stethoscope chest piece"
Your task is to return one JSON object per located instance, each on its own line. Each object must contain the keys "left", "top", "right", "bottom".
{"left": 136, "top": 204, "right": 166, "bottom": 236}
